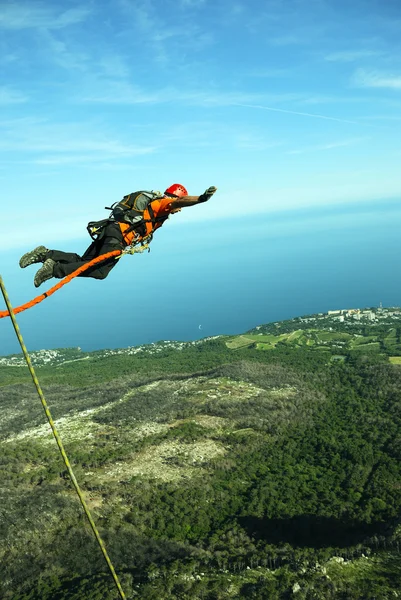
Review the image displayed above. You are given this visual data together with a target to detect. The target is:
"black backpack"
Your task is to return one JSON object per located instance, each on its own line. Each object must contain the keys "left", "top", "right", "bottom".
{"left": 110, "top": 190, "right": 164, "bottom": 226}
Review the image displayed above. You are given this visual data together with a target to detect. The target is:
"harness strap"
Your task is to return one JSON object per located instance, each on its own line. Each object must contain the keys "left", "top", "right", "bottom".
{"left": 122, "top": 202, "right": 168, "bottom": 239}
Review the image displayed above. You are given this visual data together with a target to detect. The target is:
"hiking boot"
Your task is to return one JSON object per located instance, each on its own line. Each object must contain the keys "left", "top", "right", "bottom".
{"left": 34, "top": 259, "right": 56, "bottom": 288}
{"left": 19, "top": 246, "right": 49, "bottom": 268}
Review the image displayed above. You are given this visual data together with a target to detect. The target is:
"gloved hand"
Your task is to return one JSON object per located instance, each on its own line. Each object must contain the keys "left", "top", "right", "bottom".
{"left": 198, "top": 186, "right": 217, "bottom": 203}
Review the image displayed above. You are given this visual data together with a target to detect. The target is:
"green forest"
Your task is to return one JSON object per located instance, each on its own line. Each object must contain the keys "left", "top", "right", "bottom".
{"left": 1, "top": 319, "right": 401, "bottom": 598}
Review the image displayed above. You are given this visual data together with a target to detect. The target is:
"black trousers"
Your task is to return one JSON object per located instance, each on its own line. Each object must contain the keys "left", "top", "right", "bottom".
{"left": 48, "top": 223, "right": 125, "bottom": 280}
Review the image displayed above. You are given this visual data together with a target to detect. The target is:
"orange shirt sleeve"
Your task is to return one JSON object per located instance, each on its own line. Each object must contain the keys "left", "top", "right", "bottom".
{"left": 152, "top": 197, "right": 181, "bottom": 217}
{"left": 158, "top": 197, "right": 174, "bottom": 213}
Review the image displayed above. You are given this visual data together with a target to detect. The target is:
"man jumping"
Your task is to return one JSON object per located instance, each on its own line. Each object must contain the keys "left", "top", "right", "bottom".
{"left": 19, "top": 184, "right": 217, "bottom": 288}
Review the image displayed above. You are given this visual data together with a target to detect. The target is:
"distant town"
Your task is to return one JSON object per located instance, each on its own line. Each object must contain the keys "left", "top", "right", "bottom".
{"left": 298, "top": 304, "right": 400, "bottom": 324}
{"left": 1, "top": 306, "right": 400, "bottom": 368}
{"left": 250, "top": 306, "right": 401, "bottom": 335}
{"left": 0, "top": 336, "right": 222, "bottom": 367}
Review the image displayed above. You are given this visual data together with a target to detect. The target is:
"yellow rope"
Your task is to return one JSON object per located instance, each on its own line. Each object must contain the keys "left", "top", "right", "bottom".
{"left": 123, "top": 242, "right": 150, "bottom": 254}
{"left": 0, "top": 275, "right": 127, "bottom": 600}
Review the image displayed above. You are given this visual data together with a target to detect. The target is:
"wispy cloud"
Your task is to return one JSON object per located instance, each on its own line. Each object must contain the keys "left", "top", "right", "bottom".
{"left": 39, "top": 30, "right": 90, "bottom": 71}
{"left": 33, "top": 148, "right": 155, "bottom": 165}
{"left": 0, "top": 3, "right": 91, "bottom": 30}
{"left": 36, "top": 29, "right": 134, "bottom": 77}
{"left": 0, "top": 86, "right": 28, "bottom": 104}
{"left": 358, "top": 115, "right": 401, "bottom": 122}
{"left": 117, "top": 0, "right": 214, "bottom": 63}
{"left": 298, "top": 95, "right": 376, "bottom": 106}
{"left": 190, "top": 91, "right": 303, "bottom": 107}
{"left": 227, "top": 3, "right": 246, "bottom": 17}
{"left": 248, "top": 67, "right": 290, "bottom": 78}
{"left": 287, "top": 137, "right": 367, "bottom": 155}
{"left": 268, "top": 35, "right": 302, "bottom": 46}
{"left": 234, "top": 135, "right": 283, "bottom": 151}
{"left": 353, "top": 68, "right": 401, "bottom": 89}
{"left": 78, "top": 82, "right": 303, "bottom": 107}
{"left": 77, "top": 78, "right": 373, "bottom": 127}
{"left": 0, "top": 52, "right": 18, "bottom": 65}
{"left": 97, "top": 56, "right": 131, "bottom": 79}
{"left": 325, "top": 50, "right": 383, "bottom": 62}
{"left": 116, "top": 0, "right": 184, "bottom": 64}
{"left": 79, "top": 81, "right": 168, "bottom": 104}
{"left": 0, "top": 118, "right": 157, "bottom": 164}
{"left": 179, "top": 0, "right": 207, "bottom": 6}
{"left": 231, "top": 103, "right": 359, "bottom": 125}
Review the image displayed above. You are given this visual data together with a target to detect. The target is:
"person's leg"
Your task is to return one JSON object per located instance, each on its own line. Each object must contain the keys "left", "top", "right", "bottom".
{"left": 79, "top": 222, "right": 125, "bottom": 279}
{"left": 20, "top": 246, "right": 93, "bottom": 270}
{"left": 77, "top": 236, "right": 124, "bottom": 279}
{"left": 41, "top": 223, "right": 125, "bottom": 281}
{"left": 47, "top": 250, "right": 88, "bottom": 263}
{"left": 47, "top": 242, "right": 99, "bottom": 276}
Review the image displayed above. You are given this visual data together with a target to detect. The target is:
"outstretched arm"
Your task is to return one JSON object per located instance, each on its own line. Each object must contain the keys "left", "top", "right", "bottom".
{"left": 169, "top": 186, "right": 217, "bottom": 209}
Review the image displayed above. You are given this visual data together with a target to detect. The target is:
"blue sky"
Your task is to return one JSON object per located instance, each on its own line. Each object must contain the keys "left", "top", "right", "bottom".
{"left": 1, "top": 0, "right": 401, "bottom": 354}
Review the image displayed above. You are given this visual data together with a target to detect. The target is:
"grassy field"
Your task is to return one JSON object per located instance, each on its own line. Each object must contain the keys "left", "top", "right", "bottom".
{"left": 226, "top": 329, "right": 400, "bottom": 358}
{"left": 227, "top": 329, "right": 355, "bottom": 352}
{"left": 314, "top": 331, "right": 353, "bottom": 342}
{"left": 350, "top": 335, "right": 378, "bottom": 346}
{"left": 225, "top": 333, "right": 287, "bottom": 350}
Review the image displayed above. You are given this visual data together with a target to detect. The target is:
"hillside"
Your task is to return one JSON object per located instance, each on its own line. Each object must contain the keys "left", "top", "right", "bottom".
{"left": 1, "top": 310, "right": 401, "bottom": 598}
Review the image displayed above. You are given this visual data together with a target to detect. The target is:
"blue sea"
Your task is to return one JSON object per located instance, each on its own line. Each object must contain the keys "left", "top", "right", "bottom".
{"left": 1, "top": 198, "right": 400, "bottom": 356}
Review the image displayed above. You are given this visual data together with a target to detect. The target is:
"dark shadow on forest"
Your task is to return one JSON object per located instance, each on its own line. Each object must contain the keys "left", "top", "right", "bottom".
{"left": 239, "top": 515, "right": 389, "bottom": 548}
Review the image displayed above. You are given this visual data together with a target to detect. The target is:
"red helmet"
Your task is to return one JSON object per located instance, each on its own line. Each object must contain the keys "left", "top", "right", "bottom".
{"left": 165, "top": 183, "right": 188, "bottom": 197}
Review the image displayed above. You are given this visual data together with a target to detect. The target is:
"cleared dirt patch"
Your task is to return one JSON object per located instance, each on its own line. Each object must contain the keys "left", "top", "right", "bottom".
{"left": 103, "top": 439, "right": 227, "bottom": 483}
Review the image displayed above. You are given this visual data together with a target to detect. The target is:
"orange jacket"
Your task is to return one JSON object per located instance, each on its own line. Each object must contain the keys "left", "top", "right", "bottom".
{"left": 118, "top": 196, "right": 179, "bottom": 246}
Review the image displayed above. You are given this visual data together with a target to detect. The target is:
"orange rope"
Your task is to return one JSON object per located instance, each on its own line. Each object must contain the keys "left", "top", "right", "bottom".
{"left": 0, "top": 249, "right": 122, "bottom": 319}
